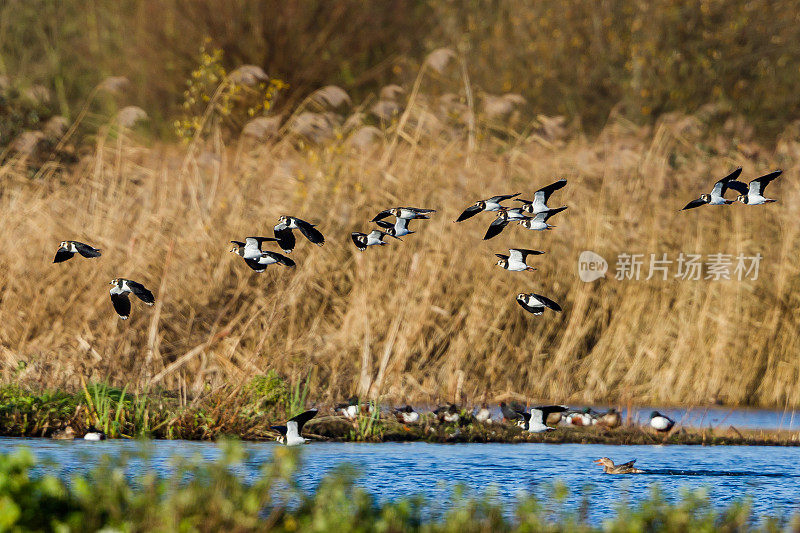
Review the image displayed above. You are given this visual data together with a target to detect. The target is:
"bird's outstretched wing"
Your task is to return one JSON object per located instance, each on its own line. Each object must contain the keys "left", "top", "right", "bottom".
{"left": 531, "top": 293, "right": 562, "bottom": 311}
{"left": 274, "top": 227, "right": 296, "bottom": 253}
{"left": 295, "top": 219, "right": 324, "bottom": 245}
{"left": 264, "top": 251, "right": 296, "bottom": 267}
{"left": 681, "top": 198, "right": 706, "bottom": 211}
{"left": 290, "top": 409, "right": 318, "bottom": 434}
{"left": 456, "top": 204, "right": 483, "bottom": 222}
{"left": 127, "top": 281, "right": 155, "bottom": 305}
{"left": 483, "top": 218, "right": 509, "bottom": 240}
{"left": 110, "top": 293, "right": 131, "bottom": 319}
{"left": 74, "top": 242, "right": 102, "bottom": 258}
{"left": 53, "top": 249, "right": 74, "bottom": 263}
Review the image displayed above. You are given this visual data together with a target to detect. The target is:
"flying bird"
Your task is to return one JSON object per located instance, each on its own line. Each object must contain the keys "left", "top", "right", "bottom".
{"left": 681, "top": 168, "right": 748, "bottom": 210}
{"left": 649, "top": 411, "right": 675, "bottom": 432}
{"left": 53, "top": 241, "right": 102, "bottom": 263}
{"left": 455, "top": 193, "right": 521, "bottom": 222}
{"left": 273, "top": 216, "right": 324, "bottom": 253}
{"left": 108, "top": 278, "right": 155, "bottom": 320}
{"left": 483, "top": 209, "right": 531, "bottom": 240}
{"left": 375, "top": 217, "right": 414, "bottom": 237}
{"left": 514, "top": 179, "right": 567, "bottom": 214}
{"left": 230, "top": 238, "right": 295, "bottom": 272}
{"left": 516, "top": 292, "right": 562, "bottom": 315}
{"left": 496, "top": 248, "right": 544, "bottom": 272}
{"left": 271, "top": 409, "right": 318, "bottom": 446}
{"left": 351, "top": 230, "right": 398, "bottom": 251}
{"left": 517, "top": 206, "right": 568, "bottom": 231}
{"left": 371, "top": 207, "right": 435, "bottom": 222}
{"left": 737, "top": 170, "right": 782, "bottom": 205}
{"left": 524, "top": 405, "right": 569, "bottom": 433}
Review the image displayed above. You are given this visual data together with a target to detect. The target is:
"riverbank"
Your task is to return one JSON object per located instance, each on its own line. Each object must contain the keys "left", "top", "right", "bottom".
{"left": 2, "top": 384, "right": 798, "bottom": 446}
{"left": 0, "top": 443, "right": 796, "bottom": 532}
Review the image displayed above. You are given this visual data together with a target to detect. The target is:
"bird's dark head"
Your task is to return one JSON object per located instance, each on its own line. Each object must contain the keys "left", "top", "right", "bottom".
{"left": 517, "top": 293, "right": 526, "bottom": 300}
{"left": 497, "top": 258, "right": 507, "bottom": 268}
{"left": 736, "top": 194, "right": 748, "bottom": 204}
{"left": 109, "top": 278, "right": 119, "bottom": 286}
{"left": 390, "top": 208, "right": 401, "bottom": 216}
{"left": 699, "top": 193, "right": 711, "bottom": 203}
{"left": 476, "top": 200, "right": 485, "bottom": 209}
{"left": 278, "top": 215, "right": 288, "bottom": 224}
{"left": 59, "top": 241, "right": 68, "bottom": 248}
{"left": 649, "top": 411, "right": 660, "bottom": 419}
{"left": 229, "top": 242, "right": 242, "bottom": 254}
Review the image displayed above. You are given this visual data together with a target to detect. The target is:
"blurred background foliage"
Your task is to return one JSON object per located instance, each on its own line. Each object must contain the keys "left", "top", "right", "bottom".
{"left": 2, "top": 0, "right": 800, "bottom": 145}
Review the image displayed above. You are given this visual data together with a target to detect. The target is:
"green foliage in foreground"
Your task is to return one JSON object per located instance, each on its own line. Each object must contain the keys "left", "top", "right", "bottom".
{"left": 0, "top": 443, "right": 797, "bottom": 532}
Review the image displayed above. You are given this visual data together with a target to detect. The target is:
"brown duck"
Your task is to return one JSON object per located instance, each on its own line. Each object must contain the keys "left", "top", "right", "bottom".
{"left": 594, "top": 457, "right": 644, "bottom": 474}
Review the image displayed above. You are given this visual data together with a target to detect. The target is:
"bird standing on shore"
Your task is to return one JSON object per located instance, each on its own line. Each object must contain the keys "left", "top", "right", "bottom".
{"left": 394, "top": 405, "right": 420, "bottom": 424}
{"left": 53, "top": 241, "right": 102, "bottom": 263}
{"left": 271, "top": 409, "right": 318, "bottom": 446}
{"left": 109, "top": 278, "right": 155, "bottom": 320}
{"left": 649, "top": 411, "right": 675, "bottom": 432}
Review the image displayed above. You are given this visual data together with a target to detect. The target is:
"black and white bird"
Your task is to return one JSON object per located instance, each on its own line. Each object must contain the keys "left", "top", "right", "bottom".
{"left": 371, "top": 207, "right": 436, "bottom": 222}
{"left": 230, "top": 238, "right": 295, "bottom": 272}
{"left": 351, "top": 230, "right": 398, "bottom": 251}
{"left": 394, "top": 405, "right": 420, "bottom": 424}
{"left": 517, "top": 206, "right": 567, "bottom": 231}
{"left": 271, "top": 409, "right": 318, "bottom": 446}
{"left": 434, "top": 404, "right": 460, "bottom": 424}
{"left": 514, "top": 179, "right": 567, "bottom": 214}
{"left": 483, "top": 209, "right": 529, "bottom": 240}
{"left": 335, "top": 396, "right": 363, "bottom": 419}
{"left": 649, "top": 411, "right": 675, "bottom": 432}
{"left": 108, "top": 278, "right": 155, "bottom": 320}
{"left": 524, "top": 405, "right": 569, "bottom": 433}
{"left": 53, "top": 241, "right": 102, "bottom": 263}
{"left": 375, "top": 217, "right": 414, "bottom": 237}
{"left": 84, "top": 427, "right": 106, "bottom": 441}
{"left": 455, "top": 193, "right": 521, "bottom": 222}
{"left": 681, "top": 168, "right": 749, "bottom": 210}
{"left": 496, "top": 248, "right": 544, "bottom": 272}
{"left": 516, "top": 292, "right": 562, "bottom": 315}
{"left": 273, "top": 216, "right": 325, "bottom": 253}
{"left": 737, "top": 170, "right": 782, "bottom": 205}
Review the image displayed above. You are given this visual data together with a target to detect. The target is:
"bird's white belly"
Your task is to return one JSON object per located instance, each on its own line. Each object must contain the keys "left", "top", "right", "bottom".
{"left": 650, "top": 417, "right": 670, "bottom": 430}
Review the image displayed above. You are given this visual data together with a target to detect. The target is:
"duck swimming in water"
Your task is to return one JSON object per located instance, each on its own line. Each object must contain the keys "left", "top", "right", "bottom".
{"left": 594, "top": 457, "right": 644, "bottom": 474}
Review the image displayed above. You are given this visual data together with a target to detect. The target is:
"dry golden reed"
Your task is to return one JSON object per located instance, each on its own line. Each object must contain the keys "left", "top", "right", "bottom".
{"left": 2, "top": 89, "right": 800, "bottom": 410}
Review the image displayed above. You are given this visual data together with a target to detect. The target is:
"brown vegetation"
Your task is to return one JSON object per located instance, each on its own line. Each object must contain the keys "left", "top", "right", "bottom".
{"left": 2, "top": 53, "right": 800, "bottom": 409}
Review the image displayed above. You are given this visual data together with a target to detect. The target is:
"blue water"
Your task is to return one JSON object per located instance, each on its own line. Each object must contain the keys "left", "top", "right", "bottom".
{"left": 1, "top": 438, "right": 798, "bottom": 522}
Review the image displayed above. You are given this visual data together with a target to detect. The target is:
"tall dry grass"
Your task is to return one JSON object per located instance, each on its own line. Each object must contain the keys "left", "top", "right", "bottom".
{"left": 2, "top": 67, "right": 800, "bottom": 409}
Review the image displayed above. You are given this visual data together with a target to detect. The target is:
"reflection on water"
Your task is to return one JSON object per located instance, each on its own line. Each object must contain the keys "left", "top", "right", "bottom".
{"left": 1, "top": 438, "right": 799, "bottom": 522}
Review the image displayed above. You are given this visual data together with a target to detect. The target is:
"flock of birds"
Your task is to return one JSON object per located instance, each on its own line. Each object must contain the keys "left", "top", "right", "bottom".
{"left": 52, "top": 166, "right": 778, "bottom": 447}
{"left": 53, "top": 178, "right": 572, "bottom": 319}
{"left": 267, "top": 399, "right": 677, "bottom": 449}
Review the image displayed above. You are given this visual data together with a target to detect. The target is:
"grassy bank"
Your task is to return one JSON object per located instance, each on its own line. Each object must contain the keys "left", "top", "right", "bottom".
{"left": 0, "top": 443, "right": 795, "bottom": 531}
{"left": 2, "top": 384, "right": 799, "bottom": 446}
